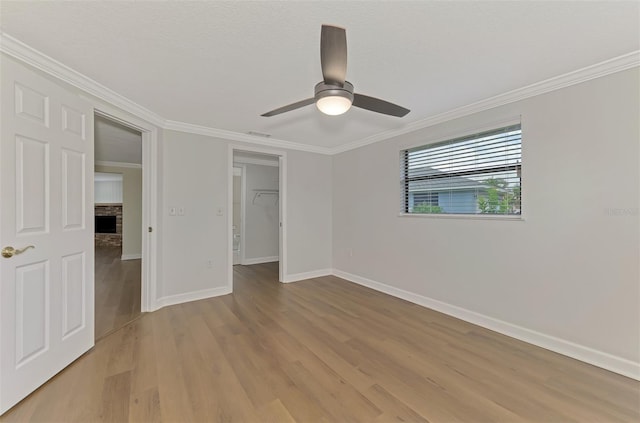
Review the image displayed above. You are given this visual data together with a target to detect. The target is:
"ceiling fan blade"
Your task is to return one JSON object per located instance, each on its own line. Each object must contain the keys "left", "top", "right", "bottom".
{"left": 320, "top": 25, "right": 347, "bottom": 85}
{"left": 261, "top": 98, "right": 315, "bottom": 117}
{"left": 353, "top": 93, "right": 410, "bottom": 117}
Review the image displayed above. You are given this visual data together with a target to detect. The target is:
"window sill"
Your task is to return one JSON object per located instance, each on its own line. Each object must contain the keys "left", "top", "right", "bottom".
{"left": 398, "top": 212, "right": 524, "bottom": 221}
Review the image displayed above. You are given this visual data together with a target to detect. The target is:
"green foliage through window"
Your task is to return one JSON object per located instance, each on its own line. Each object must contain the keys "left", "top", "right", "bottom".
{"left": 477, "top": 178, "right": 521, "bottom": 214}
{"left": 412, "top": 203, "right": 443, "bottom": 214}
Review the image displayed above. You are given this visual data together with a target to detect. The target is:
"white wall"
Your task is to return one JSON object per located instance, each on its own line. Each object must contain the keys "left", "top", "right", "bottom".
{"left": 287, "top": 149, "right": 332, "bottom": 276}
{"left": 332, "top": 68, "right": 640, "bottom": 372}
{"left": 243, "top": 163, "right": 279, "bottom": 262}
{"left": 95, "top": 164, "right": 143, "bottom": 258}
{"left": 159, "top": 131, "right": 228, "bottom": 300}
{"left": 158, "top": 130, "right": 333, "bottom": 302}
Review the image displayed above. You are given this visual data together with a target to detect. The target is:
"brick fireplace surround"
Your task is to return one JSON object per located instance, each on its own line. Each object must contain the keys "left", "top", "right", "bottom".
{"left": 95, "top": 204, "right": 122, "bottom": 247}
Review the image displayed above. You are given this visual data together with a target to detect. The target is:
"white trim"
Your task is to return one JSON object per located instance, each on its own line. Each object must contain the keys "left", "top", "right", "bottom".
{"left": 155, "top": 286, "right": 231, "bottom": 309}
{"left": 0, "top": 32, "right": 165, "bottom": 127}
{"left": 2, "top": 33, "right": 636, "bottom": 157}
{"left": 227, "top": 147, "right": 235, "bottom": 292}
{"left": 278, "top": 155, "right": 287, "bottom": 283}
{"left": 233, "top": 156, "right": 279, "bottom": 167}
{"left": 282, "top": 269, "right": 332, "bottom": 283}
{"left": 241, "top": 256, "right": 279, "bottom": 265}
{"left": 167, "top": 120, "right": 332, "bottom": 155}
{"left": 120, "top": 254, "right": 142, "bottom": 261}
{"left": 330, "top": 51, "right": 640, "bottom": 155}
{"left": 398, "top": 213, "right": 524, "bottom": 222}
{"left": 95, "top": 160, "right": 142, "bottom": 169}
{"left": 239, "top": 165, "right": 247, "bottom": 265}
{"left": 332, "top": 269, "right": 640, "bottom": 381}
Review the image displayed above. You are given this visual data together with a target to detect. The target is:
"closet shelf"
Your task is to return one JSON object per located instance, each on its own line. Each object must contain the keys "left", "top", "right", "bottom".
{"left": 252, "top": 189, "right": 279, "bottom": 204}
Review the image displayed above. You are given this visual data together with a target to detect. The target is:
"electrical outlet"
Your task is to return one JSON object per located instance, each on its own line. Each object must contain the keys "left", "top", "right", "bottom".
{"left": 178, "top": 207, "right": 185, "bottom": 216}
{"left": 169, "top": 207, "right": 176, "bottom": 216}
{"left": 206, "top": 259, "right": 213, "bottom": 268}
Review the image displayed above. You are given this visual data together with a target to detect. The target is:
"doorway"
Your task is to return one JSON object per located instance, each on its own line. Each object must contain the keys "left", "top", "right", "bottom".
{"left": 94, "top": 115, "right": 143, "bottom": 339}
{"left": 229, "top": 147, "right": 287, "bottom": 288}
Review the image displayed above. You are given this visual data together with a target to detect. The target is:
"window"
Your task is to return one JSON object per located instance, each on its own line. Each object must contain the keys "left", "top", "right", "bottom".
{"left": 401, "top": 124, "right": 522, "bottom": 216}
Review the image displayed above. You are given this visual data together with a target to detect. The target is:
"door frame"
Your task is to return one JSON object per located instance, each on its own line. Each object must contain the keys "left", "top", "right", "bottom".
{"left": 93, "top": 107, "right": 158, "bottom": 313}
{"left": 227, "top": 145, "right": 287, "bottom": 287}
{"left": 238, "top": 164, "right": 247, "bottom": 265}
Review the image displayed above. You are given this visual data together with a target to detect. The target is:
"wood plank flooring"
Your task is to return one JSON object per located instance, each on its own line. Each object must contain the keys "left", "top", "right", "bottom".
{"left": 95, "top": 246, "right": 141, "bottom": 340}
{"left": 2, "top": 262, "right": 638, "bottom": 422}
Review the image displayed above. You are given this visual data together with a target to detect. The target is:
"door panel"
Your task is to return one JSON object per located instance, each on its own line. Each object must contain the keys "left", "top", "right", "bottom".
{"left": 61, "top": 105, "right": 86, "bottom": 139}
{"left": 62, "top": 149, "right": 85, "bottom": 230}
{"left": 61, "top": 253, "right": 85, "bottom": 338}
{"left": 16, "top": 135, "right": 49, "bottom": 234}
{"left": 1, "top": 56, "right": 94, "bottom": 415}
{"left": 15, "top": 261, "right": 49, "bottom": 366}
{"left": 14, "top": 82, "right": 49, "bottom": 126}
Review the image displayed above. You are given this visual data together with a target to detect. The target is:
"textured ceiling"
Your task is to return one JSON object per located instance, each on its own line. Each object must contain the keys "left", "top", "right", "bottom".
{"left": 1, "top": 1, "right": 638, "bottom": 149}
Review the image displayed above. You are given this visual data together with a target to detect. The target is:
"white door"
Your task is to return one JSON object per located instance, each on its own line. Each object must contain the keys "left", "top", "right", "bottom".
{"left": 0, "top": 57, "right": 94, "bottom": 414}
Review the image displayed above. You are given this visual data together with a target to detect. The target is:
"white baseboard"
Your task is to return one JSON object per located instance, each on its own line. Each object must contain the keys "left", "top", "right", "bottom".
{"left": 283, "top": 268, "right": 332, "bottom": 283}
{"left": 242, "top": 256, "right": 279, "bottom": 265}
{"left": 154, "top": 286, "right": 231, "bottom": 310}
{"left": 121, "top": 253, "right": 142, "bottom": 261}
{"left": 332, "top": 269, "right": 640, "bottom": 381}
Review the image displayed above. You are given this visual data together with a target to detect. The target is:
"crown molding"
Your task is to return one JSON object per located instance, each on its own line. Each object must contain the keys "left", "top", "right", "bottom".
{"left": 3, "top": 31, "right": 636, "bottom": 157}
{"left": 0, "top": 32, "right": 330, "bottom": 154}
{"left": 164, "top": 120, "right": 333, "bottom": 155}
{"left": 95, "top": 161, "right": 142, "bottom": 169}
{"left": 329, "top": 50, "right": 640, "bottom": 155}
{"left": 0, "top": 32, "right": 166, "bottom": 127}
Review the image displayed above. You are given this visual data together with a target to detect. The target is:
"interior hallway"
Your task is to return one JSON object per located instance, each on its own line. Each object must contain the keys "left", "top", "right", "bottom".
{"left": 95, "top": 246, "right": 141, "bottom": 339}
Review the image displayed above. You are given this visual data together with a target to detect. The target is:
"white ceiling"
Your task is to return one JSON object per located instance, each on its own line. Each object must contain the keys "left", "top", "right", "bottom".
{"left": 1, "top": 2, "right": 638, "bottom": 150}
{"left": 95, "top": 115, "right": 142, "bottom": 164}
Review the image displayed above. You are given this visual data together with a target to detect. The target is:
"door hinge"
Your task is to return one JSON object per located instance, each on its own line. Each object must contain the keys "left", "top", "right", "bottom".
{"left": 148, "top": 227, "right": 153, "bottom": 233}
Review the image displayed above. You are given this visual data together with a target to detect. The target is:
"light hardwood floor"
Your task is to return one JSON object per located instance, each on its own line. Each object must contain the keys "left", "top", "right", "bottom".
{"left": 95, "top": 246, "right": 141, "bottom": 340}
{"left": 2, "top": 262, "right": 638, "bottom": 422}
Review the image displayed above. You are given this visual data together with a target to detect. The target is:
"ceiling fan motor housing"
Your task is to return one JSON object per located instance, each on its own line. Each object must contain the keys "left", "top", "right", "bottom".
{"left": 314, "top": 81, "right": 354, "bottom": 102}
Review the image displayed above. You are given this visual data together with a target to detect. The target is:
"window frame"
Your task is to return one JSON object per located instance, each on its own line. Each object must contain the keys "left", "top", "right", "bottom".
{"left": 399, "top": 120, "right": 524, "bottom": 221}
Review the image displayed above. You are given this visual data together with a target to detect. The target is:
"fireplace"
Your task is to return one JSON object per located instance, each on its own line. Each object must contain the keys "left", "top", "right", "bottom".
{"left": 95, "top": 204, "right": 122, "bottom": 247}
{"left": 95, "top": 215, "right": 117, "bottom": 233}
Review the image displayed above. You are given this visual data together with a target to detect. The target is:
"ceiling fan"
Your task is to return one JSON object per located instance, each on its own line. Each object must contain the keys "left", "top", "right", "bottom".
{"left": 261, "top": 25, "right": 410, "bottom": 118}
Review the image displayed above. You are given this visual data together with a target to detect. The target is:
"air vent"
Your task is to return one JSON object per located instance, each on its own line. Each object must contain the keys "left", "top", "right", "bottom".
{"left": 247, "top": 131, "right": 271, "bottom": 138}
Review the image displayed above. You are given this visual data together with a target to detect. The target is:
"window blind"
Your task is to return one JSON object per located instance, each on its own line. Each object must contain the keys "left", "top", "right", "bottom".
{"left": 401, "top": 124, "right": 522, "bottom": 215}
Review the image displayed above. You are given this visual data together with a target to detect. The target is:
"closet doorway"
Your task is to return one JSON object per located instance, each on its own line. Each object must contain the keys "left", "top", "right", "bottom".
{"left": 230, "top": 148, "right": 286, "bottom": 286}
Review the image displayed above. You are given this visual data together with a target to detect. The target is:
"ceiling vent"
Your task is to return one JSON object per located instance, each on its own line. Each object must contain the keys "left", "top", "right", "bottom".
{"left": 247, "top": 131, "right": 271, "bottom": 138}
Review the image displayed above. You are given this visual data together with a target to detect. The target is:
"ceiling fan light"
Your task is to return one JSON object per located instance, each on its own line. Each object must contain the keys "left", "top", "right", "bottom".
{"left": 316, "top": 95, "right": 352, "bottom": 115}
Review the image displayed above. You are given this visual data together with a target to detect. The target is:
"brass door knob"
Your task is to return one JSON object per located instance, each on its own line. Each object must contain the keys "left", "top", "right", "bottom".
{"left": 1, "top": 245, "right": 35, "bottom": 258}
